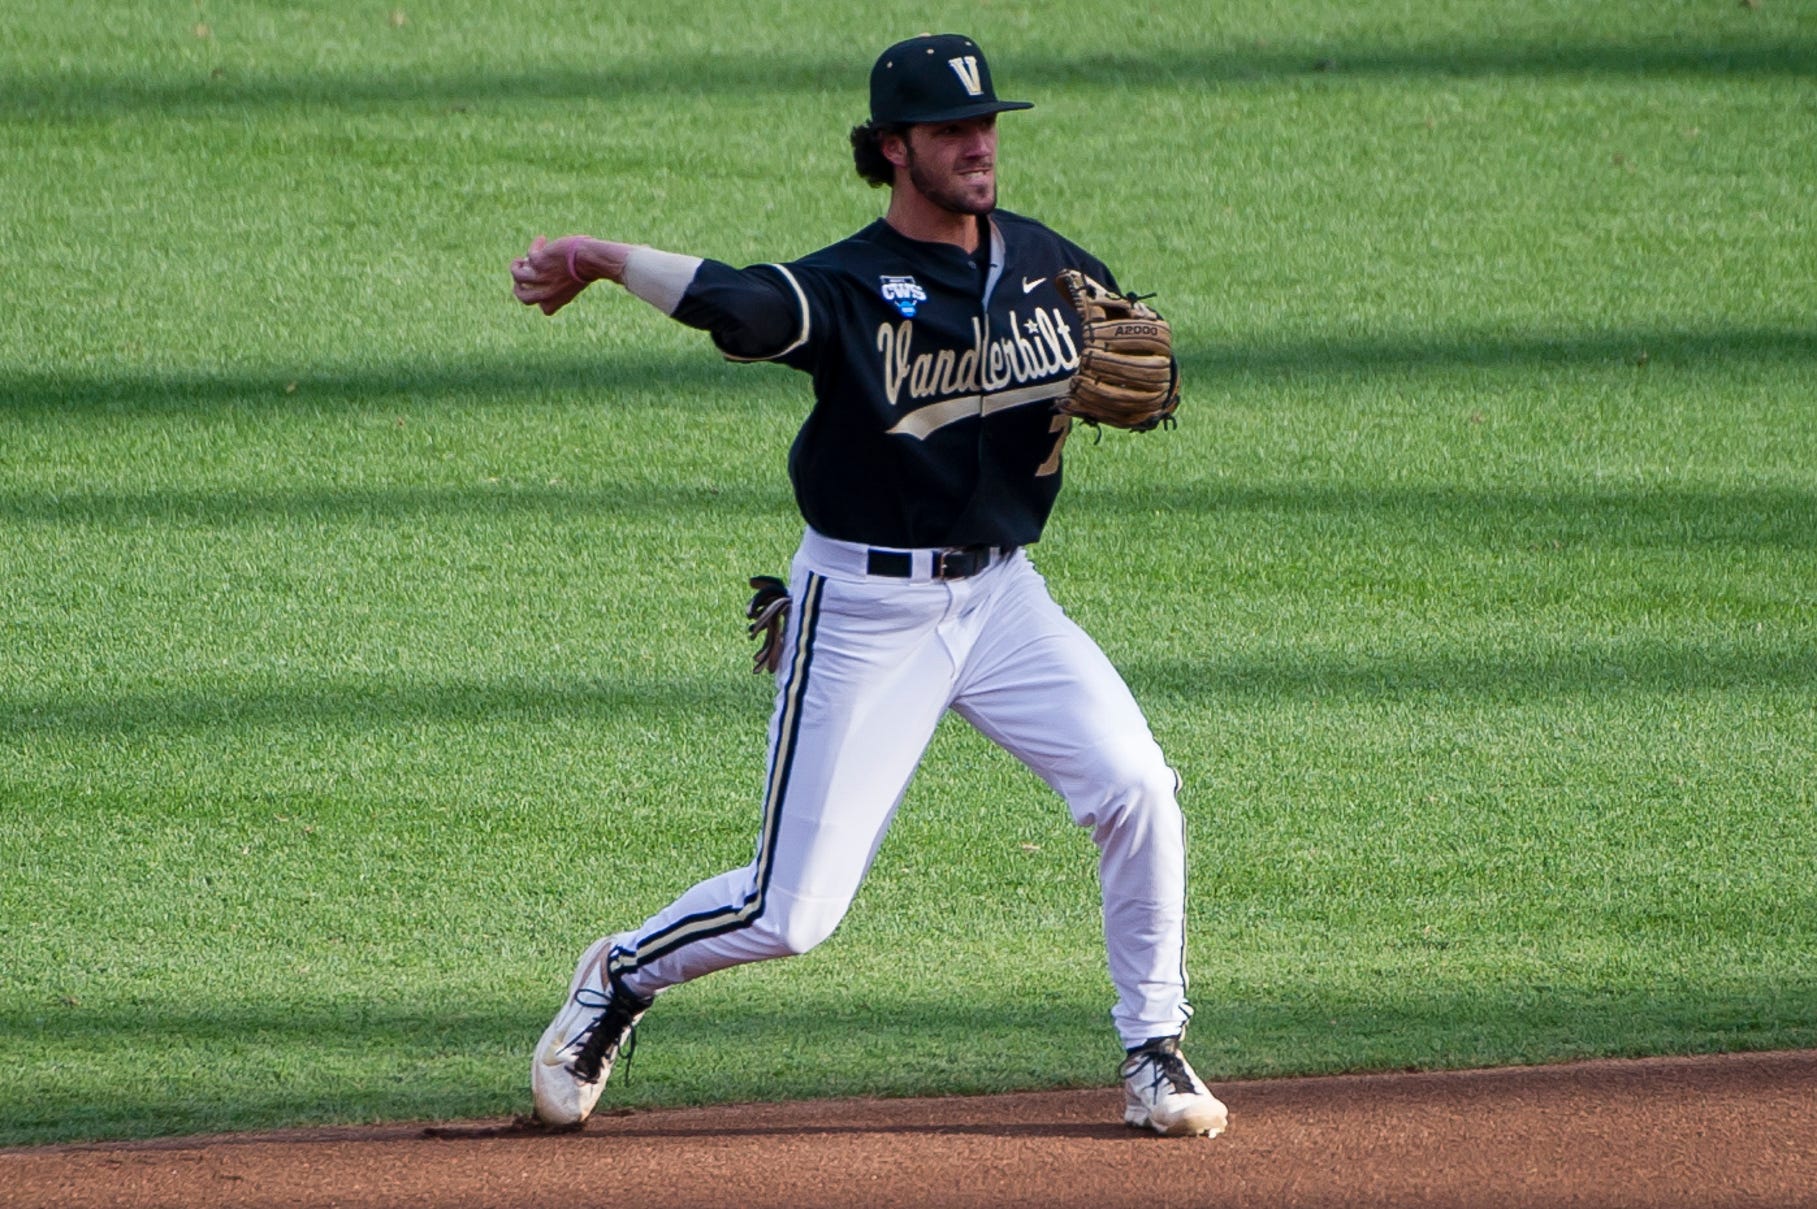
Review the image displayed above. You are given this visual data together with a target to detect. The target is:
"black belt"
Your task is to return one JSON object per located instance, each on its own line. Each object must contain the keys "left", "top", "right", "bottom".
{"left": 866, "top": 545, "right": 1014, "bottom": 580}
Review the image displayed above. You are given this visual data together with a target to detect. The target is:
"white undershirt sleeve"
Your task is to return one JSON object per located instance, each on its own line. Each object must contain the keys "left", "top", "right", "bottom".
{"left": 621, "top": 246, "right": 705, "bottom": 316}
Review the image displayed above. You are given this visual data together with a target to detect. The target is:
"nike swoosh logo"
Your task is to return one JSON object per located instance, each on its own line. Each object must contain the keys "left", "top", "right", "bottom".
{"left": 1021, "top": 276, "right": 1046, "bottom": 294}
{"left": 539, "top": 1036, "right": 572, "bottom": 1067}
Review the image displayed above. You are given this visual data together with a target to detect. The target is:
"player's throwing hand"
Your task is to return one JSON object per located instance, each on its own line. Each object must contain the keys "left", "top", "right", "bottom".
{"left": 510, "top": 234, "right": 632, "bottom": 315}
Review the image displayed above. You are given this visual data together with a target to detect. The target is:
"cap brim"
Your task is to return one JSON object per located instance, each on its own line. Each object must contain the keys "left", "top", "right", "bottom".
{"left": 882, "top": 98, "right": 1034, "bottom": 125}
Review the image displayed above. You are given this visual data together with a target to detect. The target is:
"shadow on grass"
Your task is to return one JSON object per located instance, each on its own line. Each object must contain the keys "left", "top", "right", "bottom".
{"left": 0, "top": 352, "right": 758, "bottom": 418}
{"left": 0, "top": 480, "right": 790, "bottom": 527}
{"left": 2, "top": 477, "right": 1812, "bottom": 557}
{"left": 0, "top": 675, "right": 757, "bottom": 739}
{"left": 4, "top": 625, "right": 1813, "bottom": 744}
{"left": 1091, "top": 481, "right": 1817, "bottom": 553}
{"left": 1, "top": 981, "right": 1811, "bottom": 1146}
{"left": 7, "top": 37, "right": 1816, "bottom": 120}
{"left": 1176, "top": 327, "right": 1817, "bottom": 378}
{"left": 3, "top": 327, "right": 1812, "bottom": 419}
{"left": 1124, "top": 641, "right": 1817, "bottom": 702}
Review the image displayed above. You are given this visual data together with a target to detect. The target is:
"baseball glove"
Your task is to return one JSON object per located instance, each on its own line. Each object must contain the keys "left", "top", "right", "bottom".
{"left": 745, "top": 575, "right": 791, "bottom": 675}
{"left": 1054, "top": 269, "right": 1180, "bottom": 432}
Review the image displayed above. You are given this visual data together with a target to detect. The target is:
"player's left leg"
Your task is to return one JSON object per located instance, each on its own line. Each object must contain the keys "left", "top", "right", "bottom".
{"left": 949, "top": 553, "right": 1226, "bottom": 1136}
{"left": 950, "top": 553, "right": 1189, "bottom": 1044}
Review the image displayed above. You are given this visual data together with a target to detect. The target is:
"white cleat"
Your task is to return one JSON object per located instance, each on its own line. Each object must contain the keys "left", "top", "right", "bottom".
{"left": 1120, "top": 1036, "right": 1229, "bottom": 1138}
{"left": 531, "top": 933, "right": 650, "bottom": 1127}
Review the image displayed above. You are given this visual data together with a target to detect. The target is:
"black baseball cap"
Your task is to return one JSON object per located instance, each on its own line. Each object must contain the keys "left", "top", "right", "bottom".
{"left": 868, "top": 34, "right": 1033, "bottom": 127}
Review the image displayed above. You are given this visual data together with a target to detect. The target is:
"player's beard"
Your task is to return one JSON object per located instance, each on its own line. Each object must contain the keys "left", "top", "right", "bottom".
{"left": 904, "top": 145, "right": 996, "bottom": 216}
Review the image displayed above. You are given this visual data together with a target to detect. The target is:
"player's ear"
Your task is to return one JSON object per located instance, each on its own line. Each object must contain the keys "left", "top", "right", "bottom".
{"left": 880, "top": 128, "right": 911, "bottom": 171}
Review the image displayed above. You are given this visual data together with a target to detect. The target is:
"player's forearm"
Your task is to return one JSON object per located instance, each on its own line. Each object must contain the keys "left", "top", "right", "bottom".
{"left": 608, "top": 246, "right": 700, "bottom": 314}
{"left": 571, "top": 242, "right": 716, "bottom": 319}
{"left": 563, "top": 239, "right": 798, "bottom": 358}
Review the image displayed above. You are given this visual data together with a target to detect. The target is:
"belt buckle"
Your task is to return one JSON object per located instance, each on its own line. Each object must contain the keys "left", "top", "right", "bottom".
{"left": 934, "top": 546, "right": 985, "bottom": 579}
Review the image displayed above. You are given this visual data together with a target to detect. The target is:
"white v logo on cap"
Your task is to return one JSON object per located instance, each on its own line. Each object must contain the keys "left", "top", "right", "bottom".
{"left": 948, "top": 55, "right": 984, "bottom": 97}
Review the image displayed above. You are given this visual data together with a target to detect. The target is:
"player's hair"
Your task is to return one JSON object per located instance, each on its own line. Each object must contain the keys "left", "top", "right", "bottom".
{"left": 849, "top": 121, "right": 900, "bottom": 188}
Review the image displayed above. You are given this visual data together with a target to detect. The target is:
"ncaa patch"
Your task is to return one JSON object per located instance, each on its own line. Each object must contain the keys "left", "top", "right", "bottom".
{"left": 879, "top": 275, "right": 927, "bottom": 317}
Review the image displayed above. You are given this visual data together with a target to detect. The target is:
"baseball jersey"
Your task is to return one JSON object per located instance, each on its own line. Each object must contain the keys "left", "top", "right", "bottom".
{"left": 670, "top": 211, "right": 1119, "bottom": 549}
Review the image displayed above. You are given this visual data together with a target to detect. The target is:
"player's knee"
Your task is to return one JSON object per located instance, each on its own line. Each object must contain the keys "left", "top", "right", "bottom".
{"left": 754, "top": 902, "right": 844, "bottom": 958}
{"left": 1075, "top": 740, "right": 1181, "bottom": 835}
{"left": 1118, "top": 770, "right": 1184, "bottom": 835}
{"left": 1098, "top": 739, "right": 1179, "bottom": 805}
{"left": 772, "top": 914, "right": 840, "bottom": 957}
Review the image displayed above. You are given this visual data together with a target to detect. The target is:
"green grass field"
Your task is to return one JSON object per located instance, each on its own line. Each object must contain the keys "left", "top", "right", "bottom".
{"left": 3, "top": 0, "right": 1813, "bottom": 1146}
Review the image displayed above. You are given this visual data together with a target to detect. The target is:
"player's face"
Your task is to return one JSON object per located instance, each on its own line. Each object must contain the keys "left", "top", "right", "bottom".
{"left": 900, "top": 115, "right": 999, "bottom": 216}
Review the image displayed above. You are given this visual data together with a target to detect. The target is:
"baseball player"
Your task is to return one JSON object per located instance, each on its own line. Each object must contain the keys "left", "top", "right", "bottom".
{"left": 509, "top": 32, "right": 1227, "bottom": 1138}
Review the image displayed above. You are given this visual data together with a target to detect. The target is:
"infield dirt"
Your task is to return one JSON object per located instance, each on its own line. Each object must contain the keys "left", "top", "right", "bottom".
{"left": 5, "top": 1049, "right": 1813, "bottom": 1208}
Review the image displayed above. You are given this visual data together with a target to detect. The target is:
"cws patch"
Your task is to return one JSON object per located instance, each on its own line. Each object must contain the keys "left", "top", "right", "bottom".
{"left": 879, "top": 275, "right": 927, "bottom": 317}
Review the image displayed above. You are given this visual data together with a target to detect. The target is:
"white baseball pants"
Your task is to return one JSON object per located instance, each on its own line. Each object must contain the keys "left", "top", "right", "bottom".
{"left": 608, "top": 528, "right": 1192, "bottom": 1048}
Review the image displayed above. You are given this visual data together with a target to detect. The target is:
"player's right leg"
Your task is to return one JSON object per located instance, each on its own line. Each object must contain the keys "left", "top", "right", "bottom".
{"left": 607, "top": 563, "right": 961, "bottom": 992}
{"left": 532, "top": 538, "right": 959, "bottom": 1125}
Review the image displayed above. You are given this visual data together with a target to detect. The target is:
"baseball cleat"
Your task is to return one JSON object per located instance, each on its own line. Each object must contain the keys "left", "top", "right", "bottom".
{"left": 1119, "top": 1036, "right": 1228, "bottom": 1138}
{"left": 532, "top": 933, "right": 651, "bottom": 1127}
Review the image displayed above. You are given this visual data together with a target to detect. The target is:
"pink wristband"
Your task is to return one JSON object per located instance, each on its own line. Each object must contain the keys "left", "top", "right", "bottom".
{"left": 566, "top": 242, "right": 586, "bottom": 286}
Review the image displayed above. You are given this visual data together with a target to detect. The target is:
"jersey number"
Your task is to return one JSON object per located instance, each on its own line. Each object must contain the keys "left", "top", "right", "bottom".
{"left": 1036, "top": 414, "right": 1072, "bottom": 477}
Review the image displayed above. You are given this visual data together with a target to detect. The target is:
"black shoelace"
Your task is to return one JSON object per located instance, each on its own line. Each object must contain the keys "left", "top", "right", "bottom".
{"left": 1131, "top": 1041, "right": 1198, "bottom": 1097}
{"left": 566, "top": 987, "right": 642, "bottom": 1084}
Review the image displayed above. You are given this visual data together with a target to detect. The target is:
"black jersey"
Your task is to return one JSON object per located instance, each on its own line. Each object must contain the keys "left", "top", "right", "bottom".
{"left": 671, "top": 211, "right": 1118, "bottom": 549}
